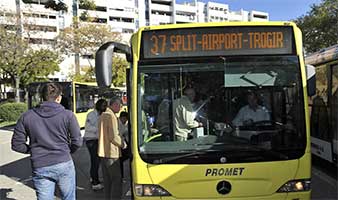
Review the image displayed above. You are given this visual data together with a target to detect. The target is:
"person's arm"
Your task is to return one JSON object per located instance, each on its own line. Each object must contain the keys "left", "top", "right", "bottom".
{"left": 232, "top": 107, "right": 245, "bottom": 127}
{"left": 107, "top": 114, "right": 125, "bottom": 148}
{"left": 68, "top": 113, "right": 82, "bottom": 153}
{"left": 181, "top": 99, "right": 200, "bottom": 128}
{"left": 11, "top": 115, "right": 30, "bottom": 154}
{"left": 263, "top": 107, "right": 271, "bottom": 121}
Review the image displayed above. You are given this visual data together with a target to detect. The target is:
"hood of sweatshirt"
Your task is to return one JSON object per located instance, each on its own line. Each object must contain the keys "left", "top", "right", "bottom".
{"left": 33, "top": 101, "right": 65, "bottom": 118}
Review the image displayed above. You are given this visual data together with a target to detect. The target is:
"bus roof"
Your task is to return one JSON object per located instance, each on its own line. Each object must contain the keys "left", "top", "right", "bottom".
{"left": 137, "top": 21, "right": 297, "bottom": 32}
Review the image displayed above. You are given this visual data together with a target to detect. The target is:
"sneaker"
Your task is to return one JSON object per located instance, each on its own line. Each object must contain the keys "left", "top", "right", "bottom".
{"left": 92, "top": 183, "right": 104, "bottom": 191}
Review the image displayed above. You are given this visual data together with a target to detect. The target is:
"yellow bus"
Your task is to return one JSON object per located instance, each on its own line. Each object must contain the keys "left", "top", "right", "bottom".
{"left": 27, "top": 81, "right": 125, "bottom": 128}
{"left": 96, "top": 22, "right": 314, "bottom": 199}
{"left": 305, "top": 44, "right": 338, "bottom": 166}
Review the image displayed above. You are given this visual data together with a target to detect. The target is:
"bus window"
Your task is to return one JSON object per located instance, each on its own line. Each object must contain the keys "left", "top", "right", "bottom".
{"left": 28, "top": 82, "right": 72, "bottom": 110}
{"left": 75, "top": 84, "right": 96, "bottom": 113}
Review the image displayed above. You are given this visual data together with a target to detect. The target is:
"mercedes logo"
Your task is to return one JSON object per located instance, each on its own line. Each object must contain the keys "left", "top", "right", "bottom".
{"left": 220, "top": 157, "right": 227, "bottom": 163}
{"left": 216, "top": 180, "right": 231, "bottom": 195}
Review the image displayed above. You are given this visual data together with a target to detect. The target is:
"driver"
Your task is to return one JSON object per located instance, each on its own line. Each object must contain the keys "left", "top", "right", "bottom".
{"left": 232, "top": 91, "right": 270, "bottom": 127}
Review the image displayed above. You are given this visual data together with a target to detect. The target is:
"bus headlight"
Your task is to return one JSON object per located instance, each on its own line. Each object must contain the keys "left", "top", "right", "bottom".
{"left": 277, "top": 179, "right": 311, "bottom": 192}
{"left": 134, "top": 184, "right": 171, "bottom": 196}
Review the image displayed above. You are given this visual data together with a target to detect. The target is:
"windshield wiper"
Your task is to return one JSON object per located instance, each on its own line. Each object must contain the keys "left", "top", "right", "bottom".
{"left": 152, "top": 149, "right": 220, "bottom": 164}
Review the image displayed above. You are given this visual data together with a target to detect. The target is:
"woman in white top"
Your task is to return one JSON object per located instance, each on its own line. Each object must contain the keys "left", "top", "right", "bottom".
{"left": 84, "top": 99, "right": 107, "bottom": 190}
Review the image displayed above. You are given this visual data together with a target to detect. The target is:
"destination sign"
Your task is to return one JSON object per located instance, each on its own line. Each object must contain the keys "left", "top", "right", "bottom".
{"left": 141, "top": 26, "right": 294, "bottom": 59}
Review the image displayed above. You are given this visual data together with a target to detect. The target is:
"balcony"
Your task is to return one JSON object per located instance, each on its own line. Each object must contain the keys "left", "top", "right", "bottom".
{"left": 108, "top": 10, "right": 135, "bottom": 18}
{"left": 150, "top": 14, "right": 171, "bottom": 24}
{"left": 176, "top": 15, "right": 196, "bottom": 23}
{"left": 175, "top": 4, "right": 196, "bottom": 14}
{"left": 151, "top": 4, "right": 172, "bottom": 12}
{"left": 108, "top": 21, "right": 135, "bottom": 30}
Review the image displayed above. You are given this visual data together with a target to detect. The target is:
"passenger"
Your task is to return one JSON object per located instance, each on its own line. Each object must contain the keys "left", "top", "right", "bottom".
{"left": 173, "top": 87, "right": 203, "bottom": 141}
{"left": 232, "top": 91, "right": 270, "bottom": 127}
{"left": 11, "top": 82, "right": 82, "bottom": 200}
{"left": 156, "top": 89, "right": 170, "bottom": 133}
{"left": 118, "top": 111, "right": 129, "bottom": 180}
{"left": 84, "top": 99, "right": 107, "bottom": 191}
{"left": 98, "top": 97, "right": 127, "bottom": 200}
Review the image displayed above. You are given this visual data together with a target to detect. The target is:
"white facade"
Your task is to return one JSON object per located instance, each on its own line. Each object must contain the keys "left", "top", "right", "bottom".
{"left": 0, "top": 0, "right": 62, "bottom": 49}
{"left": 0, "top": 0, "right": 269, "bottom": 81}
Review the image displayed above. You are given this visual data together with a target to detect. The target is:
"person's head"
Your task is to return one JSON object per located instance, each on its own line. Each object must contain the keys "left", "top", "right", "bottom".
{"left": 109, "top": 96, "right": 122, "bottom": 113}
{"left": 247, "top": 91, "right": 259, "bottom": 109}
{"left": 119, "top": 111, "right": 128, "bottom": 124}
{"left": 41, "top": 82, "right": 63, "bottom": 103}
{"left": 184, "top": 88, "right": 196, "bottom": 102}
{"left": 95, "top": 99, "right": 107, "bottom": 115}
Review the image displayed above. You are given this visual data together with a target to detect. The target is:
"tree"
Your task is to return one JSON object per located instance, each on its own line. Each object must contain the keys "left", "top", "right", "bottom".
{"left": 0, "top": 25, "right": 60, "bottom": 102}
{"left": 294, "top": 0, "right": 338, "bottom": 53}
{"left": 79, "top": 0, "right": 96, "bottom": 23}
{"left": 112, "top": 56, "right": 129, "bottom": 87}
{"left": 56, "top": 23, "right": 128, "bottom": 85}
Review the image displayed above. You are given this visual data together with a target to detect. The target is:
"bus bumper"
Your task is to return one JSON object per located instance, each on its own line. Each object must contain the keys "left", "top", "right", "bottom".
{"left": 133, "top": 191, "right": 311, "bottom": 200}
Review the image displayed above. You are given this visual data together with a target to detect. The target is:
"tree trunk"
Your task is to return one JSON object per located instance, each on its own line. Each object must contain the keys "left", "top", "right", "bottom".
{"left": 75, "top": 53, "right": 80, "bottom": 74}
{"left": 15, "top": 76, "right": 20, "bottom": 102}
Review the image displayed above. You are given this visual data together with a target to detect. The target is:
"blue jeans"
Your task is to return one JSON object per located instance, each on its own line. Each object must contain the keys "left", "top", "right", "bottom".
{"left": 32, "top": 160, "right": 76, "bottom": 200}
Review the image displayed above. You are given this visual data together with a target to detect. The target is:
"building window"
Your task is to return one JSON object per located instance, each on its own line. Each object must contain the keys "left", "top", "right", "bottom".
{"left": 95, "top": 6, "right": 107, "bottom": 12}
{"left": 253, "top": 14, "right": 267, "bottom": 19}
{"left": 122, "top": 29, "right": 134, "bottom": 33}
{"left": 25, "top": 25, "right": 57, "bottom": 32}
{"left": 27, "top": 38, "right": 55, "bottom": 45}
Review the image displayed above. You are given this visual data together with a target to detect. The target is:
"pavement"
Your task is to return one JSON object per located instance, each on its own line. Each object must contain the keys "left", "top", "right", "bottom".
{"left": 1, "top": 126, "right": 337, "bottom": 200}
{"left": 0, "top": 127, "right": 132, "bottom": 200}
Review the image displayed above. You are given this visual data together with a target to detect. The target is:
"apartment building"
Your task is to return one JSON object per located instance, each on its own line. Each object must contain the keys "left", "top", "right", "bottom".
{"left": 0, "top": 0, "right": 62, "bottom": 48}
{"left": 0, "top": 0, "right": 268, "bottom": 81}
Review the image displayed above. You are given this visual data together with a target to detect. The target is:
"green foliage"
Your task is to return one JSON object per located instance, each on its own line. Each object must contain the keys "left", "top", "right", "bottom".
{"left": 0, "top": 29, "right": 60, "bottom": 101}
{"left": 112, "top": 55, "right": 129, "bottom": 87}
{"left": 69, "top": 66, "right": 96, "bottom": 82}
{"left": 57, "top": 23, "right": 122, "bottom": 57}
{"left": 57, "top": 23, "right": 124, "bottom": 82}
{"left": 0, "top": 24, "right": 61, "bottom": 93}
{"left": 79, "top": 11, "right": 90, "bottom": 22}
{"left": 79, "top": 0, "right": 96, "bottom": 10}
{"left": 294, "top": 0, "right": 338, "bottom": 53}
{"left": 44, "top": 0, "right": 68, "bottom": 12}
{"left": 0, "top": 102, "right": 27, "bottom": 122}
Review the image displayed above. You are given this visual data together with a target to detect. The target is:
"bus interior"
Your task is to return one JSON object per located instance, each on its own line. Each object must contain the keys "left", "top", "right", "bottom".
{"left": 138, "top": 56, "right": 307, "bottom": 164}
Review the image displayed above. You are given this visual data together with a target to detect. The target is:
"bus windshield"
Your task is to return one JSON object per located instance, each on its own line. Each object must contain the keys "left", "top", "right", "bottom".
{"left": 138, "top": 55, "right": 306, "bottom": 164}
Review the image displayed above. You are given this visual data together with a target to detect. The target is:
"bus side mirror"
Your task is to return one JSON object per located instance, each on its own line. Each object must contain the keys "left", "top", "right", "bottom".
{"left": 95, "top": 42, "right": 131, "bottom": 87}
{"left": 306, "top": 64, "right": 316, "bottom": 97}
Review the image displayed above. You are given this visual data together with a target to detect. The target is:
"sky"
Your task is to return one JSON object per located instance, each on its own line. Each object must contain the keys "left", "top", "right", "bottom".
{"left": 176, "top": 0, "right": 322, "bottom": 21}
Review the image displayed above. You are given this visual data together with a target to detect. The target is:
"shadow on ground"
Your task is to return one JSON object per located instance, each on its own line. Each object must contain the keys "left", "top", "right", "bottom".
{"left": 0, "top": 188, "right": 16, "bottom": 200}
{"left": 0, "top": 145, "right": 113, "bottom": 200}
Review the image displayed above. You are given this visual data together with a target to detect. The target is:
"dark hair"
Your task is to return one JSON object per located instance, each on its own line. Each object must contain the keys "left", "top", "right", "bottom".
{"left": 119, "top": 111, "right": 128, "bottom": 118}
{"left": 95, "top": 99, "right": 107, "bottom": 115}
{"left": 247, "top": 90, "right": 258, "bottom": 98}
{"left": 41, "top": 82, "right": 63, "bottom": 102}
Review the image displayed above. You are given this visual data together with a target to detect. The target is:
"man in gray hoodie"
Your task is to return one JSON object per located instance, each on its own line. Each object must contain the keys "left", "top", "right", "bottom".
{"left": 11, "top": 82, "right": 82, "bottom": 200}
